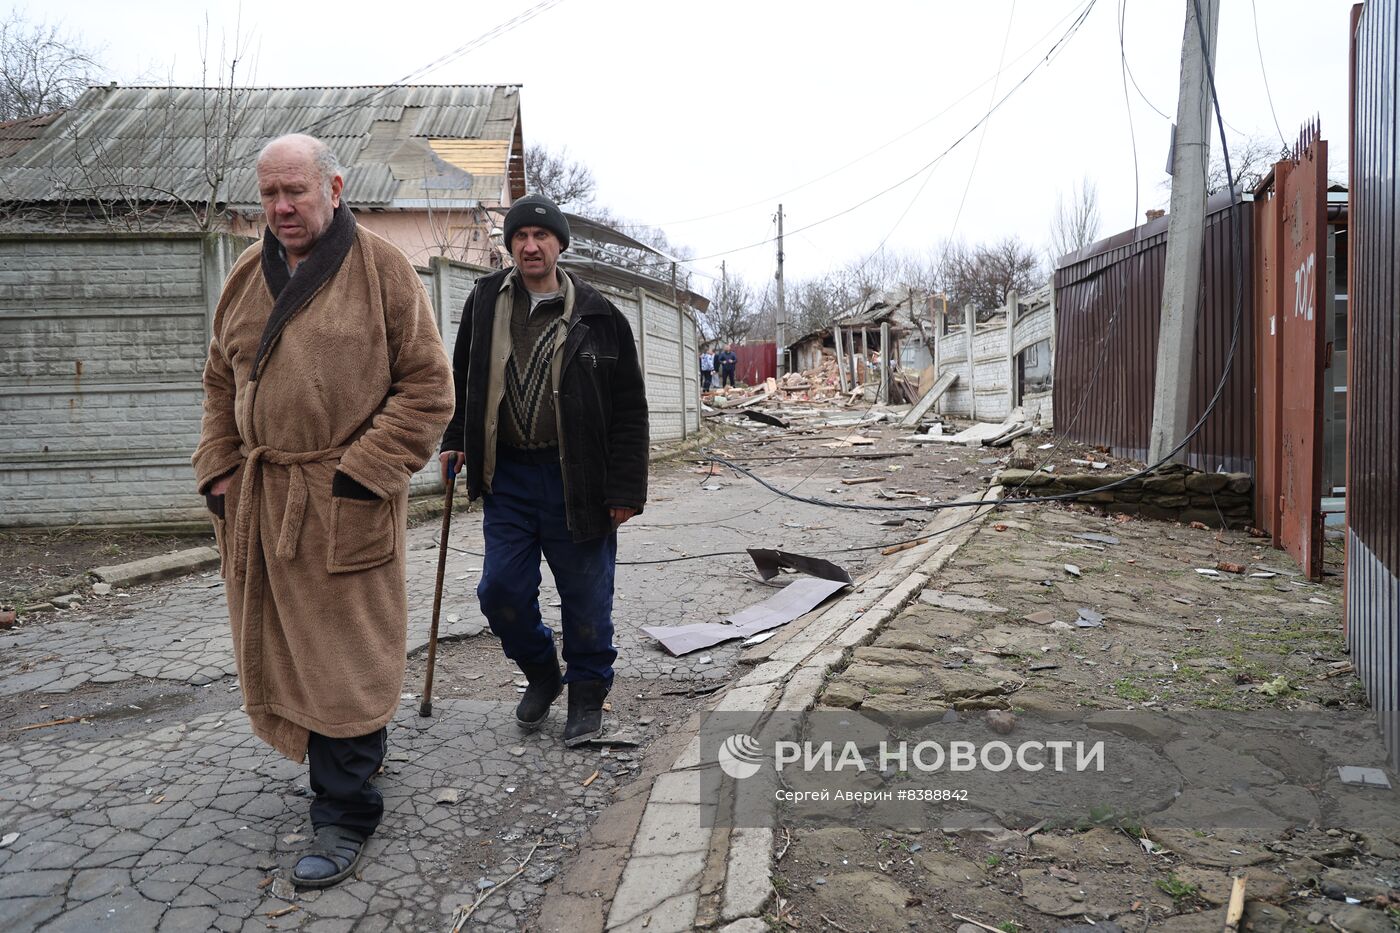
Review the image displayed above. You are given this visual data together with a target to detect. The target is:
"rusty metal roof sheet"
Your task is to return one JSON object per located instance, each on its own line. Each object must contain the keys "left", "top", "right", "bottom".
{"left": 0, "top": 84, "right": 521, "bottom": 207}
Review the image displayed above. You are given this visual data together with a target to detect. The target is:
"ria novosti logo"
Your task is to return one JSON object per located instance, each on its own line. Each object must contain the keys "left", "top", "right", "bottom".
{"left": 717, "top": 733, "right": 764, "bottom": 780}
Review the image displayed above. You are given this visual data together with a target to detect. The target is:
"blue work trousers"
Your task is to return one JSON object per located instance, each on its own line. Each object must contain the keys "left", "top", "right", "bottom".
{"left": 477, "top": 450, "right": 617, "bottom": 686}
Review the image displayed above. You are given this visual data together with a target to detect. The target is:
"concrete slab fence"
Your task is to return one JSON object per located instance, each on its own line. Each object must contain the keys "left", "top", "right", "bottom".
{"left": 1, "top": 233, "right": 699, "bottom": 527}
{"left": 933, "top": 284, "right": 1054, "bottom": 425}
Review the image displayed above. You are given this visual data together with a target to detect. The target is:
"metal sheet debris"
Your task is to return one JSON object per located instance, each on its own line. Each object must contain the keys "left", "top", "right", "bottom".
{"left": 746, "top": 548, "right": 853, "bottom": 584}
{"left": 1074, "top": 533, "right": 1121, "bottom": 545}
{"left": 1075, "top": 608, "right": 1105, "bottom": 628}
{"left": 642, "top": 551, "right": 853, "bottom": 655}
{"left": 725, "top": 577, "right": 851, "bottom": 632}
{"left": 741, "top": 409, "right": 789, "bottom": 428}
{"left": 1337, "top": 766, "right": 1392, "bottom": 788}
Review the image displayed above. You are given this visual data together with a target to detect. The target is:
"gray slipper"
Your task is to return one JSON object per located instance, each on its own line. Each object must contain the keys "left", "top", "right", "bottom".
{"left": 292, "top": 825, "right": 365, "bottom": 888}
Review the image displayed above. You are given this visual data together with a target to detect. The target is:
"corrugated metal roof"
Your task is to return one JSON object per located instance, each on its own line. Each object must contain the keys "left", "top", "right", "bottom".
{"left": 0, "top": 84, "right": 520, "bottom": 207}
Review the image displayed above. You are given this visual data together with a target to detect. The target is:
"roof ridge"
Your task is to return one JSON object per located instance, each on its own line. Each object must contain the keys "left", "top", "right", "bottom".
{"left": 82, "top": 83, "right": 521, "bottom": 91}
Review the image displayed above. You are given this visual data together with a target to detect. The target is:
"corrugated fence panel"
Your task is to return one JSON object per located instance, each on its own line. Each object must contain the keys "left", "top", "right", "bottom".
{"left": 1349, "top": 0, "right": 1400, "bottom": 757}
{"left": 1053, "top": 193, "right": 1254, "bottom": 473}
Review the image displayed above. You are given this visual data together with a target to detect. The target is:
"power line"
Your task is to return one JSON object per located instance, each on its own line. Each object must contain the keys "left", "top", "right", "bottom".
{"left": 298, "top": 0, "right": 567, "bottom": 136}
{"left": 1118, "top": 0, "right": 1172, "bottom": 121}
{"left": 1248, "top": 0, "right": 1289, "bottom": 149}
{"left": 676, "top": 0, "right": 1099, "bottom": 266}
{"left": 708, "top": 0, "right": 1249, "bottom": 523}
{"left": 634, "top": 0, "right": 1096, "bottom": 230}
{"left": 933, "top": 0, "right": 1019, "bottom": 275}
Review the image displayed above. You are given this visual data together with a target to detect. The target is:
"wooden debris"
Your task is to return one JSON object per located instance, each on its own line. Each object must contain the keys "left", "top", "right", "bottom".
{"left": 839, "top": 476, "right": 883, "bottom": 485}
{"left": 1224, "top": 875, "right": 1247, "bottom": 930}
{"left": 266, "top": 905, "right": 298, "bottom": 919}
{"left": 950, "top": 914, "right": 1007, "bottom": 933}
{"left": 450, "top": 840, "right": 542, "bottom": 931}
{"left": 14, "top": 716, "right": 83, "bottom": 733}
{"left": 581, "top": 770, "right": 600, "bottom": 788}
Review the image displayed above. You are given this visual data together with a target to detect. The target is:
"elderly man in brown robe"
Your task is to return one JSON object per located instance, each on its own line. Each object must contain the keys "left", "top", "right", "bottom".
{"left": 193, "top": 133, "right": 454, "bottom": 888}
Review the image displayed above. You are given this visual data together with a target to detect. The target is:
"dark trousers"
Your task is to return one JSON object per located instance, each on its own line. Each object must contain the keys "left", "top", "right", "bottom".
{"left": 701, "top": 369, "right": 713, "bottom": 390}
{"left": 721, "top": 365, "right": 736, "bottom": 388}
{"left": 477, "top": 450, "right": 618, "bottom": 686}
{"left": 308, "top": 727, "right": 386, "bottom": 838}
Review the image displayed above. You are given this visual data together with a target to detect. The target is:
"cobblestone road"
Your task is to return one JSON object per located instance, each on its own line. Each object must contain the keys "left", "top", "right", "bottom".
{"left": 0, "top": 421, "right": 986, "bottom": 932}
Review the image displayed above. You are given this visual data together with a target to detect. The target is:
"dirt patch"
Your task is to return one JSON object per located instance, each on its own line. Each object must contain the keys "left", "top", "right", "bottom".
{"left": 0, "top": 527, "right": 214, "bottom": 607}
{"left": 773, "top": 497, "right": 1396, "bottom": 933}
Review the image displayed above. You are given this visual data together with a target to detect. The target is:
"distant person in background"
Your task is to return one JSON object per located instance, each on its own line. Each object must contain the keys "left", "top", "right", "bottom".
{"left": 716, "top": 346, "right": 738, "bottom": 388}
{"left": 699, "top": 349, "right": 715, "bottom": 390}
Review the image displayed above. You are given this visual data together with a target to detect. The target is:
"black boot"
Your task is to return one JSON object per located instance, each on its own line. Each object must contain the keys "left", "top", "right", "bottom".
{"left": 564, "top": 680, "right": 608, "bottom": 747}
{"left": 515, "top": 659, "right": 562, "bottom": 729}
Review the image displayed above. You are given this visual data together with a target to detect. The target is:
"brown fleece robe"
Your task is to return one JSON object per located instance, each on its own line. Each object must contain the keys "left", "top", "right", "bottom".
{"left": 192, "top": 217, "right": 453, "bottom": 762}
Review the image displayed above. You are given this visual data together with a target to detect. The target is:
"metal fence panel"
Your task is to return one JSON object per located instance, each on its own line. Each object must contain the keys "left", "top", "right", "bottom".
{"left": 1052, "top": 192, "right": 1254, "bottom": 473}
{"left": 1349, "top": 0, "right": 1400, "bottom": 749}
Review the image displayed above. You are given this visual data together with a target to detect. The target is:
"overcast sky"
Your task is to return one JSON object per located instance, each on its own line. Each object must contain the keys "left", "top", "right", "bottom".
{"left": 41, "top": 0, "right": 1358, "bottom": 294}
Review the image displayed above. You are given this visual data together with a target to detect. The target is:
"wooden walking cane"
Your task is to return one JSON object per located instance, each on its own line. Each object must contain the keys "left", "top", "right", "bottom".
{"left": 419, "top": 462, "right": 457, "bottom": 718}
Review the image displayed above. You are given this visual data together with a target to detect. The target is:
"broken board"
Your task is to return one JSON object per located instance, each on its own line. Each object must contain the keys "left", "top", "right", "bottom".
{"left": 899, "top": 371, "right": 959, "bottom": 427}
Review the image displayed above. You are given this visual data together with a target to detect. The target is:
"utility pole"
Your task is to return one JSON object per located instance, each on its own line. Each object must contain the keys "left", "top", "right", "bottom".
{"left": 1148, "top": 0, "right": 1220, "bottom": 463}
{"left": 720, "top": 260, "right": 728, "bottom": 327}
{"left": 775, "top": 204, "right": 787, "bottom": 376}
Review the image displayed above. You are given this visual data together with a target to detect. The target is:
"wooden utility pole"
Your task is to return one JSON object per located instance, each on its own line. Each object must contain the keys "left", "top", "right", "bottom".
{"left": 1148, "top": 0, "right": 1220, "bottom": 463}
{"left": 775, "top": 204, "right": 787, "bottom": 376}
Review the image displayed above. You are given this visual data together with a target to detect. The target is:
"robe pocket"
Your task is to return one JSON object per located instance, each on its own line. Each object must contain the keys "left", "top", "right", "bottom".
{"left": 327, "top": 495, "right": 398, "bottom": 573}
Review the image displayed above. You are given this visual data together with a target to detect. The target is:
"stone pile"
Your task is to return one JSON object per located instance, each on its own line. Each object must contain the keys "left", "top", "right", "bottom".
{"left": 996, "top": 462, "right": 1253, "bottom": 527}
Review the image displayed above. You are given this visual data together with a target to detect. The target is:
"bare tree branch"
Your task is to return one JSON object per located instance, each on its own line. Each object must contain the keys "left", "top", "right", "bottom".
{"left": 0, "top": 12, "right": 101, "bottom": 121}
{"left": 1049, "top": 176, "right": 1101, "bottom": 265}
{"left": 524, "top": 144, "right": 596, "bottom": 210}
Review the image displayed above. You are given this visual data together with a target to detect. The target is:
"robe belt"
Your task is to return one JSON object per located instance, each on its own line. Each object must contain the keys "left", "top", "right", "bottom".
{"left": 231, "top": 443, "right": 351, "bottom": 580}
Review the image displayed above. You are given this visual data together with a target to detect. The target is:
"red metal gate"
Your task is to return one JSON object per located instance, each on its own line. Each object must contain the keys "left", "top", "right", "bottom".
{"left": 1254, "top": 124, "right": 1328, "bottom": 580}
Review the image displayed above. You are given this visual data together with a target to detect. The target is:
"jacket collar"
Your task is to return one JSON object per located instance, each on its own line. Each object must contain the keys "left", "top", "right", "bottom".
{"left": 497, "top": 267, "right": 610, "bottom": 319}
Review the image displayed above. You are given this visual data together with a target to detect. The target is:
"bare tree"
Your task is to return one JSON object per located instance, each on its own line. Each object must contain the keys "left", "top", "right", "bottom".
{"left": 524, "top": 144, "right": 596, "bottom": 210}
{"left": 0, "top": 11, "right": 101, "bottom": 121}
{"left": 700, "top": 276, "right": 758, "bottom": 346}
{"left": 1206, "top": 133, "right": 1282, "bottom": 195}
{"left": 1049, "top": 176, "right": 1101, "bottom": 265}
{"left": 938, "top": 236, "right": 1045, "bottom": 317}
{"left": 32, "top": 20, "right": 255, "bottom": 232}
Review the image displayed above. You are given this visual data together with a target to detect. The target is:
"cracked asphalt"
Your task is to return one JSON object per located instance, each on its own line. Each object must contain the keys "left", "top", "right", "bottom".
{"left": 0, "top": 414, "right": 989, "bottom": 932}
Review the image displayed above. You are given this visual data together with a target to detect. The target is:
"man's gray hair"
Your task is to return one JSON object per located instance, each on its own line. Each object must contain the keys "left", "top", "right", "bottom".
{"left": 257, "top": 133, "right": 343, "bottom": 194}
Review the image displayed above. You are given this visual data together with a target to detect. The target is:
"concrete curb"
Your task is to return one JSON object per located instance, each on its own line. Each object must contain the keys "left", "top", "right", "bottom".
{"left": 602, "top": 486, "right": 1004, "bottom": 931}
{"left": 90, "top": 546, "right": 220, "bottom": 588}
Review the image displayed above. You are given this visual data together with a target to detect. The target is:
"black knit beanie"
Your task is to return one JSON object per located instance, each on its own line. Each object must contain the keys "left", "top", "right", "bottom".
{"left": 503, "top": 193, "right": 570, "bottom": 250}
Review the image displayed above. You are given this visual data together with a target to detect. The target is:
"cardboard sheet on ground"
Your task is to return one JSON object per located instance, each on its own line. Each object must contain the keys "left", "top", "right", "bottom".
{"left": 642, "top": 552, "right": 852, "bottom": 656}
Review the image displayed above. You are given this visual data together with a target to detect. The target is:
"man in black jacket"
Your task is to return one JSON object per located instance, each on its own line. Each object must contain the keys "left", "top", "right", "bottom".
{"left": 440, "top": 193, "right": 648, "bottom": 746}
